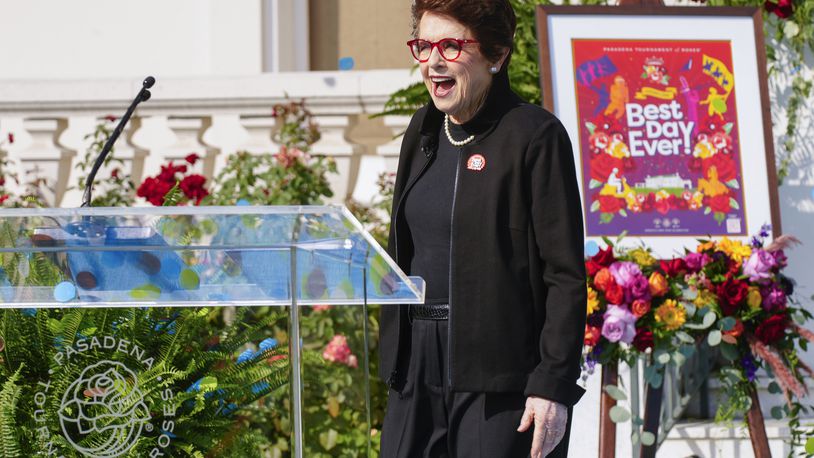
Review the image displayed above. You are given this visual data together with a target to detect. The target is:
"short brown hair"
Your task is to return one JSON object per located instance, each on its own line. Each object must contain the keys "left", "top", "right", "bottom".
{"left": 412, "top": 0, "right": 517, "bottom": 65}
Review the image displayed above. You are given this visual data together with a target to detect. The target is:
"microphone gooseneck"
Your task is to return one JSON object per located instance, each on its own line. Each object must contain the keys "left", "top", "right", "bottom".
{"left": 81, "top": 76, "right": 155, "bottom": 207}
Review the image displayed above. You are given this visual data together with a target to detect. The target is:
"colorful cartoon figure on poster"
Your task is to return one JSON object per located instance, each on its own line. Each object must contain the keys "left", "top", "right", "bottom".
{"left": 604, "top": 76, "right": 629, "bottom": 120}
{"left": 700, "top": 88, "right": 729, "bottom": 119}
{"left": 642, "top": 57, "right": 670, "bottom": 86}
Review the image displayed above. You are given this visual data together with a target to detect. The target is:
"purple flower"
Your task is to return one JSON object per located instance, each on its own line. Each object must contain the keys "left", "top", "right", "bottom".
{"left": 601, "top": 305, "right": 637, "bottom": 344}
{"left": 684, "top": 252, "right": 711, "bottom": 273}
{"left": 742, "top": 353, "right": 757, "bottom": 382}
{"left": 742, "top": 250, "right": 777, "bottom": 282}
{"left": 761, "top": 284, "right": 787, "bottom": 311}
{"left": 773, "top": 250, "right": 788, "bottom": 269}
{"left": 609, "top": 262, "right": 641, "bottom": 288}
{"left": 626, "top": 275, "right": 652, "bottom": 303}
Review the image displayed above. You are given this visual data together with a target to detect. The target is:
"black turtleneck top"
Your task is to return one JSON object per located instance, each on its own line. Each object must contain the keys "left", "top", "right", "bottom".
{"left": 402, "top": 119, "right": 478, "bottom": 305}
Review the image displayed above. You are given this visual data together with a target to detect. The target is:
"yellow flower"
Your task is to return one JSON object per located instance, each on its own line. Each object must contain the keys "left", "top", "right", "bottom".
{"left": 655, "top": 299, "right": 687, "bottom": 331}
{"left": 718, "top": 237, "right": 752, "bottom": 265}
{"left": 746, "top": 286, "right": 762, "bottom": 310}
{"left": 696, "top": 241, "right": 716, "bottom": 253}
{"left": 693, "top": 289, "right": 717, "bottom": 308}
{"left": 630, "top": 248, "right": 657, "bottom": 267}
{"left": 587, "top": 286, "right": 600, "bottom": 315}
{"left": 648, "top": 272, "right": 669, "bottom": 297}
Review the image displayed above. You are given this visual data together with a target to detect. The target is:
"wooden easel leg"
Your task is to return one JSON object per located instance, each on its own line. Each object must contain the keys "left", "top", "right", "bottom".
{"left": 639, "top": 379, "right": 663, "bottom": 458}
{"left": 747, "top": 385, "right": 772, "bottom": 458}
{"left": 599, "top": 362, "right": 618, "bottom": 458}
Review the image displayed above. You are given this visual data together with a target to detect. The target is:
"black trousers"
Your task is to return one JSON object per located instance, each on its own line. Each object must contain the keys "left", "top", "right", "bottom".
{"left": 380, "top": 319, "right": 573, "bottom": 458}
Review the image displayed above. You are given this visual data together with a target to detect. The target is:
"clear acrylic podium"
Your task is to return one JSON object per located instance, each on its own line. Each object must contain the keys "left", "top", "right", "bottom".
{"left": 0, "top": 205, "right": 424, "bottom": 458}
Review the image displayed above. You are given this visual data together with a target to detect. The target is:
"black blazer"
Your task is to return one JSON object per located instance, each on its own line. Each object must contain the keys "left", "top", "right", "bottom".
{"left": 379, "top": 74, "right": 588, "bottom": 407}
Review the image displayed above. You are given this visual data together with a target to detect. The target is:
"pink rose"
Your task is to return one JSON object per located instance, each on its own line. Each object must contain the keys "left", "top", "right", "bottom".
{"left": 609, "top": 262, "right": 642, "bottom": 288}
{"left": 743, "top": 250, "right": 777, "bottom": 282}
{"left": 601, "top": 305, "right": 637, "bottom": 344}
{"left": 626, "top": 275, "right": 652, "bottom": 303}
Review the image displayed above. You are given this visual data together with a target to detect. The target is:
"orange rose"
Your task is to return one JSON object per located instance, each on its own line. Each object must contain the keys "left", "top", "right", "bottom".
{"left": 594, "top": 268, "right": 613, "bottom": 292}
{"left": 648, "top": 272, "right": 669, "bottom": 297}
{"left": 723, "top": 318, "right": 744, "bottom": 338}
{"left": 631, "top": 299, "right": 651, "bottom": 318}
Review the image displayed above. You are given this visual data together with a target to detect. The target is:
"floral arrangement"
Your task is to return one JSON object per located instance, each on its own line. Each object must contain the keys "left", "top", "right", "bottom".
{"left": 582, "top": 226, "right": 813, "bottom": 451}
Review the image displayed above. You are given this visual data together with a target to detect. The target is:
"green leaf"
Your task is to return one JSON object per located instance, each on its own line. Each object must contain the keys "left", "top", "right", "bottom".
{"left": 591, "top": 200, "right": 600, "bottom": 212}
{"left": 725, "top": 179, "right": 740, "bottom": 189}
{"left": 609, "top": 406, "right": 631, "bottom": 423}
{"left": 319, "top": 428, "right": 339, "bottom": 450}
{"left": 603, "top": 384, "right": 628, "bottom": 401}
{"left": 198, "top": 376, "right": 218, "bottom": 393}
{"left": 723, "top": 123, "right": 734, "bottom": 134}
{"left": 702, "top": 311, "right": 717, "bottom": 329}
{"left": 589, "top": 179, "right": 603, "bottom": 189}
{"left": 619, "top": 209, "right": 628, "bottom": 218}
{"left": 767, "top": 381, "right": 782, "bottom": 394}
{"left": 729, "top": 198, "right": 740, "bottom": 210}
{"left": 676, "top": 331, "right": 694, "bottom": 344}
{"left": 641, "top": 431, "right": 656, "bottom": 446}
{"left": 720, "top": 343, "right": 740, "bottom": 362}
{"left": 771, "top": 406, "right": 784, "bottom": 420}
{"left": 655, "top": 351, "right": 671, "bottom": 365}
{"left": 672, "top": 351, "right": 686, "bottom": 367}
{"left": 719, "top": 317, "right": 736, "bottom": 331}
{"left": 707, "top": 330, "right": 722, "bottom": 346}
{"left": 805, "top": 437, "right": 814, "bottom": 454}
{"left": 704, "top": 207, "right": 712, "bottom": 215}
{"left": 586, "top": 122, "right": 597, "bottom": 135}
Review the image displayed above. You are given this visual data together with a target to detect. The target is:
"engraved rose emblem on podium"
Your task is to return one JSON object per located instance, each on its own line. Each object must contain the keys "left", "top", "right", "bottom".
{"left": 58, "top": 360, "right": 150, "bottom": 457}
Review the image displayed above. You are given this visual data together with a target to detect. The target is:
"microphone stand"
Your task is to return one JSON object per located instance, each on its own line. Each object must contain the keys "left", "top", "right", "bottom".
{"left": 81, "top": 76, "right": 155, "bottom": 207}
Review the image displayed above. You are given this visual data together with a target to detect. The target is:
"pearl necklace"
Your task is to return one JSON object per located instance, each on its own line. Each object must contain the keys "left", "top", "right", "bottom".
{"left": 444, "top": 115, "right": 475, "bottom": 146}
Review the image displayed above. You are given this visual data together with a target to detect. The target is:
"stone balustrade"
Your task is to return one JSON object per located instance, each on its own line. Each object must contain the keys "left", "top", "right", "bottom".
{"left": 0, "top": 69, "right": 421, "bottom": 207}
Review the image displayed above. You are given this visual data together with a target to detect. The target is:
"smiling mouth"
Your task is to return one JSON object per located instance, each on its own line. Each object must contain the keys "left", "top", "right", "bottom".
{"left": 431, "top": 77, "right": 456, "bottom": 98}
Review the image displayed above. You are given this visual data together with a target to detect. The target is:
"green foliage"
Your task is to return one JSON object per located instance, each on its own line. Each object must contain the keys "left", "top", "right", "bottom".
{"left": 72, "top": 118, "right": 136, "bottom": 207}
{"left": 208, "top": 100, "right": 337, "bottom": 206}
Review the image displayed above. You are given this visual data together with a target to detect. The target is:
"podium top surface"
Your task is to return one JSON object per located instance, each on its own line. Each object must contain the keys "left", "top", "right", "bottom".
{"left": 0, "top": 205, "right": 424, "bottom": 308}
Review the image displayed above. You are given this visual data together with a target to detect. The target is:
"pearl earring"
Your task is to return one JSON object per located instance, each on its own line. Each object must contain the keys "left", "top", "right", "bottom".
{"left": 489, "top": 66, "right": 499, "bottom": 74}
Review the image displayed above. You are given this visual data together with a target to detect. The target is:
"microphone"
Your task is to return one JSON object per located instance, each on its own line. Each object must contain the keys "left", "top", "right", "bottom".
{"left": 81, "top": 76, "right": 155, "bottom": 207}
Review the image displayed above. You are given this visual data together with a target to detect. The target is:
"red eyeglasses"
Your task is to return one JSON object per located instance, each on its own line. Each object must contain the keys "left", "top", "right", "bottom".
{"left": 407, "top": 38, "right": 478, "bottom": 62}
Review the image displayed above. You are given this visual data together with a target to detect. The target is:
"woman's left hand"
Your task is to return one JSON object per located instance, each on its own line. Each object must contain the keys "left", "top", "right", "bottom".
{"left": 516, "top": 396, "right": 567, "bottom": 458}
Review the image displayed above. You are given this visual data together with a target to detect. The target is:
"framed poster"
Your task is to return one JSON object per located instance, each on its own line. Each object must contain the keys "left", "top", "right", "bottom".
{"left": 536, "top": 6, "right": 780, "bottom": 258}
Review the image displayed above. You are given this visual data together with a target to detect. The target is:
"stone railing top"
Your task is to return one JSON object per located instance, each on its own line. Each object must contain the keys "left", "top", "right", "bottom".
{"left": 0, "top": 69, "right": 421, "bottom": 116}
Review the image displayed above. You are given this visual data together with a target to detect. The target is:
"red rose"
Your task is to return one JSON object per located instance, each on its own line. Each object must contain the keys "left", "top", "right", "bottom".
{"left": 702, "top": 154, "right": 737, "bottom": 183}
{"left": 111, "top": 168, "right": 120, "bottom": 179}
{"left": 709, "top": 194, "right": 731, "bottom": 214}
{"left": 765, "top": 0, "right": 793, "bottom": 18}
{"left": 180, "top": 174, "right": 209, "bottom": 204}
{"left": 105, "top": 115, "right": 117, "bottom": 122}
{"left": 755, "top": 315, "right": 788, "bottom": 345}
{"left": 660, "top": 258, "right": 687, "bottom": 277}
{"left": 6, "top": 133, "right": 13, "bottom": 144}
{"left": 185, "top": 153, "right": 200, "bottom": 165}
{"left": 598, "top": 195, "right": 625, "bottom": 213}
{"left": 590, "top": 154, "right": 624, "bottom": 182}
{"left": 586, "top": 260, "right": 603, "bottom": 277}
{"left": 592, "top": 246, "right": 616, "bottom": 267}
{"left": 137, "top": 177, "right": 173, "bottom": 206}
{"left": 633, "top": 329, "right": 654, "bottom": 352}
{"left": 584, "top": 325, "right": 601, "bottom": 346}
{"left": 700, "top": 116, "right": 725, "bottom": 134}
{"left": 716, "top": 277, "right": 749, "bottom": 315}
{"left": 605, "top": 281, "right": 625, "bottom": 305}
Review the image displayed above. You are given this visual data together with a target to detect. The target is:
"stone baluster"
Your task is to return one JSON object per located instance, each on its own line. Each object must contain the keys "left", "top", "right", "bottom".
{"left": 201, "top": 115, "right": 251, "bottom": 194}
{"left": 1, "top": 118, "right": 66, "bottom": 206}
{"left": 56, "top": 116, "right": 100, "bottom": 207}
{"left": 309, "top": 114, "right": 362, "bottom": 203}
{"left": 376, "top": 115, "right": 410, "bottom": 173}
{"left": 0, "top": 117, "right": 29, "bottom": 200}
{"left": 129, "top": 115, "right": 180, "bottom": 203}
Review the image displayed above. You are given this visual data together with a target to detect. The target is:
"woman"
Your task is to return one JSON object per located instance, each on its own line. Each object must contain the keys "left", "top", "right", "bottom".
{"left": 379, "top": 1, "right": 587, "bottom": 457}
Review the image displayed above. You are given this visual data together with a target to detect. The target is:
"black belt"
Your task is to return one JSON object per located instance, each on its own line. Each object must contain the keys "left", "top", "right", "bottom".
{"left": 409, "top": 304, "right": 449, "bottom": 321}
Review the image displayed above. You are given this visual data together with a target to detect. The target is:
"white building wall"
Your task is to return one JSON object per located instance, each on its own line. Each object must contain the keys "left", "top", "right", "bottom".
{"left": 0, "top": 0, "right": 263, "bottom": 79}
